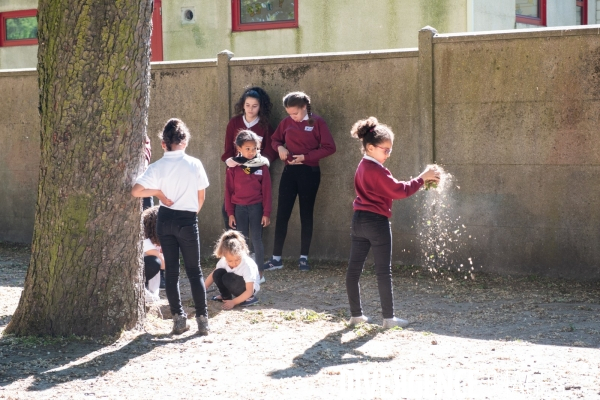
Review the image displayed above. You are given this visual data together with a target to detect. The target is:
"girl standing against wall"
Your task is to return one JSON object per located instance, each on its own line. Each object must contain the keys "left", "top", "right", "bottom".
{"left": 263, "top": 91, "right": 336, "bottom": 272}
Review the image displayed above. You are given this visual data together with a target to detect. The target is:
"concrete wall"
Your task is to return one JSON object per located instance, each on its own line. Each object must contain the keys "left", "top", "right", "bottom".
{"left": 431, "top": 26, "right": 600, "bottom": 280}
{"left": 1, "top": 25, "right": 599, "bottom": 280}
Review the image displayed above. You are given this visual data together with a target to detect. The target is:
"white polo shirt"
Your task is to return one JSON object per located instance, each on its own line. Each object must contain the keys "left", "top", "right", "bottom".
{"left": 136, "top": 150, "right": 209, "bottom": 212}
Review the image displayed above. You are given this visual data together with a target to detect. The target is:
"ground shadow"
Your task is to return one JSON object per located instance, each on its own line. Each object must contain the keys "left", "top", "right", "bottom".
{"left": 0, "top": 332, "right": 198, "bottom": 391}
{"left": 268, "top": 326, "right": 393, "bottom": 379}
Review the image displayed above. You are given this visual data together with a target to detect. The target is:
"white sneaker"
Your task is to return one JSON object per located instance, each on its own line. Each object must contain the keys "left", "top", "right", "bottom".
{"left": 382, "top": 317, "right": 409, "bottom": 329}
{"left": 259, "top": 275, "right": 266, "bottom": 284}
{"left": 348, "top": 315, "right": 370, "bottom": 326}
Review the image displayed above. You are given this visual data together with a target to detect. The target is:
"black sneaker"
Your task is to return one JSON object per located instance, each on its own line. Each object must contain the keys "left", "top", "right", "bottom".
{"left": 298, "top": 257, "right": 310, "bottom": 271}
{"left": 240, "top": 296, "right": 259, "bottom": 306}
{"left": 262, "top": 257, "right": 283, "bottom": 271}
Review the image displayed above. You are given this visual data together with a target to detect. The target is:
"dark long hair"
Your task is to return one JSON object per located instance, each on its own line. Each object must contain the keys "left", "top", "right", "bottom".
{"left": 142, "top": 206, "right": 160, "bottom": 247}
{"left": 233, "top": 87, "right": 273, "bottom": 130}
{"left": 160, "top": 118, "right": 190, "bottom": 151}
{"left": 283, "top": 91, "right": 314, "bottom": 127}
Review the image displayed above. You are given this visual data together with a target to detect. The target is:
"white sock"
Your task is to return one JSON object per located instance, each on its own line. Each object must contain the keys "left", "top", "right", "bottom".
{"left": 272, "top": 255, "right": 281, "bottom": 261}
{"left": 300, "top": 255, "right": 308, "bottom": 260}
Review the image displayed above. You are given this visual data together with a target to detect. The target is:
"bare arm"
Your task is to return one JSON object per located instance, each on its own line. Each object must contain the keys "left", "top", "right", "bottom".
{"left": 204, "top": 270, "right": 215, "bottom": 289}
{"left": 131, "top": 184, "right": 173, "bottom": 206}
{"left": 222, "top": 282, "right": 254, "bottom": 310}
{"left": 197, "top": 189, "right": 205, "bottom": 213}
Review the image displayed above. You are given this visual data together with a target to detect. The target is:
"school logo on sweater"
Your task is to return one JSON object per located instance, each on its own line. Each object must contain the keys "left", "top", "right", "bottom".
{"left": 304, "top": 126, "right": 314, "bottom": 131}
{"left": 254, "top": 169, "right": 263, "bottom": 175}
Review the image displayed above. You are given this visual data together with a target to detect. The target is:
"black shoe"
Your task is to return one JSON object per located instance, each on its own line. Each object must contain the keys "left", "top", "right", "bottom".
{"left": 160, "top": 270, "right": 166, "bottom": 289}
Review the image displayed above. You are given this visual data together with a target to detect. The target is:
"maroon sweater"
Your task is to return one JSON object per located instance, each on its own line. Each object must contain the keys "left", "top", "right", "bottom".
{"left": 353, "top": 158, "right": 424, "bottom": 218}
{"left": 271, "top": 114, "right": 336, "bottom": 167}
{"left": 222, "top": 115, "right": 277, "bottom": 163}
{"left": 225, "top": 165, "right": 272, "bottom": 217}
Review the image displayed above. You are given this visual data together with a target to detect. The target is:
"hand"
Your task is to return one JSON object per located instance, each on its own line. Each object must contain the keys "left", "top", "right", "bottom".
{"left": 419, "top": 166, "right": 441, "bottom": 184}
{"left": 290, "top": 154, "right": 304, "bottom": 165}
{"left": 156, "top": 191, "right": 174, "bottom": 207}
{"left": 228, "top": 215, "right": 236, "bottom": 229}
{"left": 225, "top": 157, "right": 239, "bottom": 168}
{"left": 278, "top": 146, "right": 289, "bottom": 161}
{"left": 222, "top": 299, "right": 235, "bottom": 310}
{"left": 261, "top": 216, "right": 270, "bottom": 227}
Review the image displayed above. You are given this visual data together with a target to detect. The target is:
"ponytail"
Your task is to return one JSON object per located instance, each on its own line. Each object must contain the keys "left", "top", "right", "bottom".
{"left": 213, "top": 230, "right": 249, "bottom": 258}
{"left": 350, "top": 117, "right": 394, "bottom": 152}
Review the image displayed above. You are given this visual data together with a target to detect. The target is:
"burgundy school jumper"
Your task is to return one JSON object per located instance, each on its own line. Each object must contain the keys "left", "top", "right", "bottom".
{"left": 270, "top": 114, "right": 336, "bottom": 165}
{"left": 225, "top": 165, "right": 272, "bottom": 218}
{"left": 353, "top": 158, "right": 424, "bottom": 217}
{"left": 269, "top": 114, "right": 336, "bottom": 258}
{"left": 222, "top": 115, "right": 277, "bottom": 163}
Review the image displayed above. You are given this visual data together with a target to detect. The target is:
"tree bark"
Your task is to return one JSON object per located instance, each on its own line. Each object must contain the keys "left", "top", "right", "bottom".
{"left": 6, "top": 0, "right": 153, "bottom": 336}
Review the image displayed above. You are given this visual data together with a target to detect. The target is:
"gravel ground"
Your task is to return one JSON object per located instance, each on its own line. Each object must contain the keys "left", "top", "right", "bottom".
{"left": 0, "top": 242, "right": 599, "bottom": 399}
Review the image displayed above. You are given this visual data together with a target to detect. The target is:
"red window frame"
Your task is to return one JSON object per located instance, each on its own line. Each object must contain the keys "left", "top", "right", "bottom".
{"left": 516, "top": 0, "right": 547, "bottom": 26}
{"left": 231, "top": 0, "right": 298, "bottom": 32}
{"left": 0, "top": 9, "right": 38, "bottom": 47}
{"left": 576, "top": 0, "right": 588, "bottom": 25}
{"left": 151, "top": 0, "right": 163, "bottom": 61}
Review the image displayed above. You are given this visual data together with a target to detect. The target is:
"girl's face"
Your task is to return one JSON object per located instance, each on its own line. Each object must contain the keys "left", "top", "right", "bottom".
{"left": 285, "top": 105, "right": 307, "bottom": 122}
{"left": 237, "top": 140, "right": 258, "bottom": 159}
{"left": 244, "top": 97, "right": 260, "bottom": 121}
{"left": 365, "top": 139, "right": 393, "bottom": 164}
{"left": 224, "top": 252, "right": 242, "bottom": 268}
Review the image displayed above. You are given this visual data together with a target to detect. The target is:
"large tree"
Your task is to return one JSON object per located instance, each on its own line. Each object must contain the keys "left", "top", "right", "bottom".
{"left": 6, "top": 0, "right": 153, "bottom": 336}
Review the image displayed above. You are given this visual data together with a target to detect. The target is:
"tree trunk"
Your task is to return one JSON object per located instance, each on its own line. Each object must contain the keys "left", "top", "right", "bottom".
{"left": 6, "top": 0, "right": 153, "bottom": 336}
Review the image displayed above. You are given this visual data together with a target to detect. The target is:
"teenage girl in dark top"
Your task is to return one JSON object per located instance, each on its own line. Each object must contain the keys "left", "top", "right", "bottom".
{"left": 263, "top": 91, "right": 336, "bottom": 272}
{"left": 346, "top": 117, "right": 439, "bottom": 329}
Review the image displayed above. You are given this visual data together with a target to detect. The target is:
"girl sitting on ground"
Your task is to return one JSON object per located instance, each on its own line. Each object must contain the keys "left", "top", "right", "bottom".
{"left": 205, "top": 230, "right": 260, "bottom": 309}
{"left": 142, "top": 206, "right": 165, "bottom": 301}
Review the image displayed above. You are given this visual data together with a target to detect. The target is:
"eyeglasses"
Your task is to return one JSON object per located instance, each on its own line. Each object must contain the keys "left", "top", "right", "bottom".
{"left": 375, "top": 145, "right": 392, "bottom": 155}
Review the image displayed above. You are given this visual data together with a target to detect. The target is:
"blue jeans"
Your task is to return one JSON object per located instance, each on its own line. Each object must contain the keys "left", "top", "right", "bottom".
{"left": 234, "top": 202, "right": 264, "bottom": 266}
{"left": 346, "top": 210, "right": 395, "bottom": 319}
{"left": 157, "top": 206, "right": 207, "bottom": 318}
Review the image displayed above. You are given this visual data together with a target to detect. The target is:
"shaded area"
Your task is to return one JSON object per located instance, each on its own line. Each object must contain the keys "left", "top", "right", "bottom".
{"left": 268, "top": 326, "right": 393, "bottom": 378}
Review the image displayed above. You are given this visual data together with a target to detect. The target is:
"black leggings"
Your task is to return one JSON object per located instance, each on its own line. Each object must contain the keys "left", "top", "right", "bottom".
{"left": 273, "top": 165, "right": 321, "bottom": 256}
{"left": 346, "top": 210, "right": 395, "bottom": 319}
{"left": 213, "top": 268, "right": 248, "bottom": 299}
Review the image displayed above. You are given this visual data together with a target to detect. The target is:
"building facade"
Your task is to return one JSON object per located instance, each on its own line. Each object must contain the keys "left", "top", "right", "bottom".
{"left": 1, "top": 0, "right": 598, "bottom": 69}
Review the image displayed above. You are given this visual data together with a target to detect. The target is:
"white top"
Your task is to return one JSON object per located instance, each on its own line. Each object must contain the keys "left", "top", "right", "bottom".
{"left": 215, "top": 255, "right": 260, "bottom": 293}
{"left": 243, "top": 115, "right": 260, "bottom": 129}
{"left": 136, "top": 150, "right": 209, "bottom": 212}
{"left": 143, "top": 238, "right": 159, "bottom": 253}
{"left": 363, "top": 154, "right": 383, "bottom": 167}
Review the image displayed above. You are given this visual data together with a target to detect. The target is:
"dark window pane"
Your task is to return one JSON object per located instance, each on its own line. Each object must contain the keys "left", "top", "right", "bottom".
{"left": 5, "top": 16, "right": 37, "bottom": 40}
{"left": 240, "top": 0, "right": 295, "bottom": 24}
{"left": 516, "top": 0, "right": 539, "bottom": 18}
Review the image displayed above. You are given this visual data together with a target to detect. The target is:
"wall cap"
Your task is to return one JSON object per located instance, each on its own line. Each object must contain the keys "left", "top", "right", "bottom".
{"left": 230, "top": 48, "right": 419, "bottom": 66}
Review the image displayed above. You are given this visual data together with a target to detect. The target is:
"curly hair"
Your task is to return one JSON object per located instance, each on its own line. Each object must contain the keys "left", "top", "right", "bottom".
{"left": 233, "top": 87, "right": 273, "bottom": 130}
{"left": 350, "top": 116, "right": 394, "bottom": 152}
{"left": 283, "top": 91, "right": 314, "bottom": 127}
{"left": 142, "top": 206, "right": 160, "bottom": 247}
{"left": 159, "top": 118, "right": 190, "bottom": 151}
{"left": 213, "top": 230, "right": 249, "bottom": 258}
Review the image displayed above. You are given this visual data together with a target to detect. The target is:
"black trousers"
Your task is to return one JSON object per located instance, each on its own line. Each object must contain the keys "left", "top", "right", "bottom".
{"left": 273, "top": 165, "right": 321, "bottom": 256}
{"left": 346, "top": 210, "right": 395, "bottom": 319}
{"left": 213, "top": 268, "right": 248, "bottom": 299}
{"left": 157, "top": 206, "right": 207, "bottom": 318}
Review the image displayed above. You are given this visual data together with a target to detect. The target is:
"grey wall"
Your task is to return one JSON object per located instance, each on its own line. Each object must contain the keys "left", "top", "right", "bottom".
{"left": 1, "top": 25, "right": 598, "bottom": 280}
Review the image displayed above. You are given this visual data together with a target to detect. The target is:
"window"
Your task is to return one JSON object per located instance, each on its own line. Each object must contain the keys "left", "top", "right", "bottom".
{"left": 516, "top": 0, "right": 547, "bottom": 26}
{"left": 232, "top": 0, "right": 298, "bottom": 32}
{"left": 0, "top": 9, "right": 38, "bottom": 47}
{"left": 576, "top": 0, "right": 587, "bottom": 25}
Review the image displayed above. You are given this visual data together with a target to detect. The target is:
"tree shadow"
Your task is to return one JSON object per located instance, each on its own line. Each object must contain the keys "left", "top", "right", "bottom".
{"left": 268, "top": 326, "right": 394, "bottom": 379}
{"left": 0, "top": 331, "right": 200, "bottom": 392}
